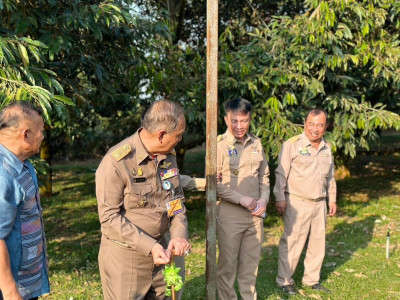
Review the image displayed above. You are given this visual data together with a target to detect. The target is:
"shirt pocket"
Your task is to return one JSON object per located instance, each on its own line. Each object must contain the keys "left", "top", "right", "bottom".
{"left": 296, "top": 155, "right": 314, "bottom": 177}
{"left": 320, "top": 157, "right": 332, "bottom": 177}
{"left": 126, "top": 183, "right": 153, "bottom": 210}
{"left": 228, "top": 156, "right": 240, "bottom": 174}
{"left": 250, "top": 153, "right": 263, "bottom": 172}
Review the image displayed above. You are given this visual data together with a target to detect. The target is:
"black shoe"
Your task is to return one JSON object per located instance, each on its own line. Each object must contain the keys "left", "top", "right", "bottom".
{"left": 281, "top": 284, "right": 297, "bottom": 295}
{"left": 311, "top": 283, "right": 331, "bottom": 293}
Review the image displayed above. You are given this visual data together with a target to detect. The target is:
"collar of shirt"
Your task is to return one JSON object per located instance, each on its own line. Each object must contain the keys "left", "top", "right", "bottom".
{"left": 133, "top": 130, "right": 167, "bottom": 164}
{"left": 0, "top": 143, "right": 25, "bottom": 175}
{"left": 300, "top": 132, "right": 327, "bottom": 151}
{"left": 224, "top": 129, "right": 253, "bottom": 147}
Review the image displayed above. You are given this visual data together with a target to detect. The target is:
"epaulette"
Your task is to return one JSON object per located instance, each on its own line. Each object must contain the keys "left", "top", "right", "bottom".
{"left": 217, "top": 134, "right": 225, "bottom": 142}
{"left": 170, "top": 149, "right": 176, "bottom": 156}
{"left": 249, "top": 133, "right": 258, "bottom": 139}
{"left": 111, "top": 145, "right": 132, "bottom": 161}
{"left": 288, "top": 135, "right": 301, "bottom": 144}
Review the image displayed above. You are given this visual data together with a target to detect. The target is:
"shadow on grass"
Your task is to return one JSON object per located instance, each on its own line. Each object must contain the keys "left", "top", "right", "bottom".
{"left": 183, "top": 194, "right": 378, "bottom": 299}
{"left": 41, "top": 164, "right": 101, "bottom": 275}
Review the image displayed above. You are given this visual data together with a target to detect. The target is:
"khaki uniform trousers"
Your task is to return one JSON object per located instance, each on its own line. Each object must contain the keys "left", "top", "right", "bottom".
{"left": 99, "top": 236, "right": 168, "bottom": 300}
{"left": 217, "top": 202, "right": 263, "bottom": 300}
{"left": 276, "top": 195, "right": 327, "bottom": 287}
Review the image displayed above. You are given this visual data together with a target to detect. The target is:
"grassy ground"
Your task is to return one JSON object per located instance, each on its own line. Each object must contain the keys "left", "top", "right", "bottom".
{"left": 41, "top": 148, "right": 400, "bottom": 299}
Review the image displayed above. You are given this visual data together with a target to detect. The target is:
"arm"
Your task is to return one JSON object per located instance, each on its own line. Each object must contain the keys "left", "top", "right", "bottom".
{"left": 273, "top": 142, "right": 292, "bottom": 215}
{"left": 0, "top": 178, "right": 22, "bottom": 300}
{"left": 96, "top": 156, "right": 157, "bottom": 256}
{"left": 168, "top": 166, "right": 190, "bottom": 256}
{"left": 0, "top": 240, "right": 22, "bottom": 300}
{"left": 179, "top": 175, "right": 206, "bottom": 191}
{"left": 252, "top": 148, "right": 270, "bottom": 217}
{"left": 327, "top": 158, "right": 337, "bottom": 216}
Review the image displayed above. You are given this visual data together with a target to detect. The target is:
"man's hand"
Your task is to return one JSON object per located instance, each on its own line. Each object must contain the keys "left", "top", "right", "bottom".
{"left": 168, "top": 237, "right": 191, "bottom": 257}
{"left": 251, "top": 198, "right": 267, "bottom": 217}
{"left": 239, "top": 196, "right": 257, "bottom": 211}
{"left": 151, "top": 243, "right": 171, "bottom": 266}
{"left": 275, "top": 200, "right": 287, "bottom": 215}
{"left": 328, "top": 202, "right": 337, "bottom": 216}
{"left": 2, "top": 287, "right": 23, "bottom": 300}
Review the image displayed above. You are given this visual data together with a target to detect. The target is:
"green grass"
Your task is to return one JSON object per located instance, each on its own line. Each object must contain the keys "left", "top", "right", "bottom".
{"left": 41, "top": 151, "right": 400, "bottom": 299}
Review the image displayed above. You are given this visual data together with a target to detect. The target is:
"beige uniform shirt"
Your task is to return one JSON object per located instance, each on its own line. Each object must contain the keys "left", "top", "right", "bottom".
{"left": 217, "top": 130, "right": 270, "bottom": 204}
{"left": 96, "top": 130, "right": 188, "bottom": 256}
{"left": 273, "top": 132, "right": 336, "bottom": 202}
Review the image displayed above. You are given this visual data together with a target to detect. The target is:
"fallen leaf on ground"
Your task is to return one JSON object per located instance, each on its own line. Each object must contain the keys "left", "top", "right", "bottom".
{"left": 298, "top": 289, "right": 306, "bottom": 296}
{"left": 333, "top": 271, "right": 341, "bottom": 276}
{"left": 308, "top": 294, "right": 322, "bottom": 299}
{"left": 354, "top": 273, "right": 368, "bottom": 278}
{"left": 345, "top": 269, "right": 356, "bottom": 273}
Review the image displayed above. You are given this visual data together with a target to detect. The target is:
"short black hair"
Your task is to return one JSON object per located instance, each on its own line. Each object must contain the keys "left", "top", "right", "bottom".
{"left": 305, "top": 108, "right": 329, "bottom": 124}
{"left": 224, "top": 98, "right": 252, "bottom": 115}
{"left": 0, "top": 101, "right": 43, "bottom": 130}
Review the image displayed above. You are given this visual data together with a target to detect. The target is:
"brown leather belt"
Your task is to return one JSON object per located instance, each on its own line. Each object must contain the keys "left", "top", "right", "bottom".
{"left": 290, "top": 194, "right": 326, "bottom": 202}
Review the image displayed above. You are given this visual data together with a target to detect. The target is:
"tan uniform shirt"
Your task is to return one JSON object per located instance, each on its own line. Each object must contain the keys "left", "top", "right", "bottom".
{"left": 96, "top": 130, "right": 188, "bottom": 256}
{"left": 273, "top": 132, "right": 336, "bottom": 202}
{"left": 217, "top": 130, "right": 270, "bottom": 203}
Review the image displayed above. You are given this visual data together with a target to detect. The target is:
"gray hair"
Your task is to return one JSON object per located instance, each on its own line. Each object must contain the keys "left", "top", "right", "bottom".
{"left": 141, "top": 100, "right": 185, "bottom": 133}
{"left": 0, "top": 101, "right": 43, "bottom": 130}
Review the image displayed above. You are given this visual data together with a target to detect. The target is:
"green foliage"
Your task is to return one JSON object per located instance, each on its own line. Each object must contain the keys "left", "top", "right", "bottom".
{"left": 220, "top": 0, "right": 400, "bottom": 161}
{"left": 0, "top": 34, "right": 73, "bottom": 124}
{"left": 163, "top": 262, "right": 184, "bottom": 296}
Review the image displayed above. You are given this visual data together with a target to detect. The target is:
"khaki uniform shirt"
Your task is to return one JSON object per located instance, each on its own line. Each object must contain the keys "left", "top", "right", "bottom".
{"left": 273, "top": 132, "right": 337, "bottom": 202}
{"left": 217, "top": 130, "right": 270, "bottom": 204}
{"left": 96, "top": 130, "right": 188, "bottom": 256}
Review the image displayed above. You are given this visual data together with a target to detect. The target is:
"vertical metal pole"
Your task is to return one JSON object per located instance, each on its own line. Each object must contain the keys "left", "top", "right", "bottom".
{"left": 206, "top": 0, "right": 218, "bottom": 299}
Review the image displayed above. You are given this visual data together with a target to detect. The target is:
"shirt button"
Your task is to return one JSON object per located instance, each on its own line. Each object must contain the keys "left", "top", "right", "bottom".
{"left": 234, "top": 170, "right": 239, "bottom": 175}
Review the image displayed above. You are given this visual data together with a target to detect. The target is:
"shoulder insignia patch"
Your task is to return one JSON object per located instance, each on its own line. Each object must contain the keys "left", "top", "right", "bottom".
{"left": 170, "top": 149, "right": 176, "bottom": 156}
{"left": 288, "top": 135, "right": 301, "bottom": 144}
{"left": 217, "top": 135, "right": 224, "bottom": 142}
{"left": 111, "top": 145, "right": 132, "bottom": 161}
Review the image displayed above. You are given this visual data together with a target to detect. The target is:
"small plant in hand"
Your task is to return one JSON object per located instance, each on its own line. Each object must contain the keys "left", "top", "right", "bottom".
{"left": 163, "top": 262, "right": 183, "bottom": 297}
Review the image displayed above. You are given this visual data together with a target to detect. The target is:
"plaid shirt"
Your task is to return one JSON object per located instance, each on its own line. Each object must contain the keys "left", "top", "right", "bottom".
{"left": 0, "top": 144, "right": 50, "bottom": 299}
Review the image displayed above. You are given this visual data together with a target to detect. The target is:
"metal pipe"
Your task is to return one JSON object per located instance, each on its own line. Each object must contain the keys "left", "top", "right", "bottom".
{"left": 206, "top": 0, "right": 218, "bottom": 299}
